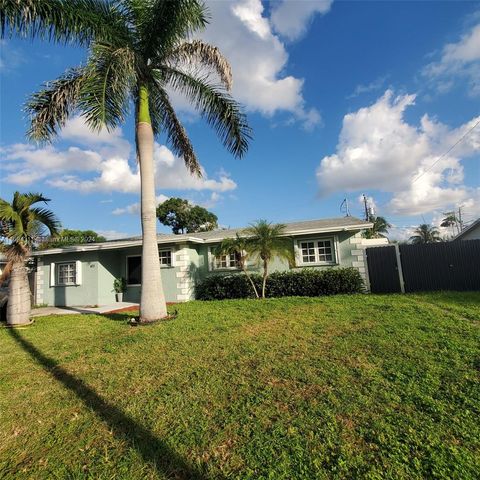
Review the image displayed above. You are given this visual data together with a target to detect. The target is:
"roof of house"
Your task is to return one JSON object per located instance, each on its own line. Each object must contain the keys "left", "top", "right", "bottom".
{"left": 32, "top": 216, "right": 373, "bottom": 256}
{"left": 451, "top": 217, "right": 480, "bottom": 241}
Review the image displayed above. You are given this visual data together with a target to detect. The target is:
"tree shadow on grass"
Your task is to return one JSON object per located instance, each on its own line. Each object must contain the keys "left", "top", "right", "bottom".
{"left": 7, "top": 328, "right": 215, "bottom": 480}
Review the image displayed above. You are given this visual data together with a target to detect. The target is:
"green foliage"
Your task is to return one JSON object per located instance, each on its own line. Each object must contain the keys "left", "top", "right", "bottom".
{"left": 1, "top": 293, "right": 479, "bottom": 478}
{"left": 409, "top": 224, "right": 442, "bottom": 244}
{"left": 243, "top": 220, "right": 295, "bottom": 298}
{"left": 112, "top": 277, "right": 126, "bottom": 293}
{"left": 196, "top": 267, "right": 364, "bottom": 300}
{"left": 363, "top": 215, "right": 391, "bottom": 239}
{"left": 3, "top": 0, "right": 251, "bottom": 162}
{"left": 37, "top": 229, "right": 106, "bottom": 250}
{"left": 0, "top": 191, "right": 60, "bottom": 260}
{"left": 156, "top": 197, "right": 218, "bottom": 234}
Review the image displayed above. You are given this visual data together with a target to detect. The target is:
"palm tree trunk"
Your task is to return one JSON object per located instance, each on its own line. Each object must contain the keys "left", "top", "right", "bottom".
{"left": 261, "top": 258, "right": 268, "bottom": 299}
{"left": 137, "top": 85, "right": 167, "bottom": 322}
{"left": 241, "top": 264, "right": 259, "bottom": 298}
{"left": 7, "top": 261, "right": 31, "bottom": 325}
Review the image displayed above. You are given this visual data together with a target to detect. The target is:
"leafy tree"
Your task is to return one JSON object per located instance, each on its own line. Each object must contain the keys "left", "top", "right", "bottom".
{"left": 409, "top": 224, "right": 442, "bottom": 244}
{"left": 0, "top": 192, "right": 60, "bottom": 325}
{"left": 215, "top": 234, "right": 259, "bottom": 298}
{"left": 440, "top": 212, "right": 460, "bottom": 237}
{"left": 243, "top": 220, "right": 294, "bottom": 299}
{"left": 157, "top": 197, "right": 218, "bottom": 234}
{"left": 363, "top": 215, "right": 391, "bottom": 239}
{"left": 38, "top": 229, "right": 106, "bottom": 250}
{"left": 2, "top": 0, "right": 251, "bottom": 322}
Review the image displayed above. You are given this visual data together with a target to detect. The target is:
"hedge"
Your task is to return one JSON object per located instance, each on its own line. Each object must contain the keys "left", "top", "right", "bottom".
{"left": 195, "top": 267, "right": 364, "bottom": 300}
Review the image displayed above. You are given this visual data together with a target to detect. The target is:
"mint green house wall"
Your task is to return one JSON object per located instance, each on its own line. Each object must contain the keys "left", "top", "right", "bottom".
{"left": 36, "top": 252, "right": 101, "bottom": 307}
{"left": 33, "top": 230, "right": 368, "bottom": 307}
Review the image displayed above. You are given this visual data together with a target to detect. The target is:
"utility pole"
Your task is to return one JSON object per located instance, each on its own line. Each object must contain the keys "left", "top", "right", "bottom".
{"left": 458, "top": 206, "right": 464, "bottom": 232}
{"left": 362, "top": 194, "right": 369, "bottom": 221}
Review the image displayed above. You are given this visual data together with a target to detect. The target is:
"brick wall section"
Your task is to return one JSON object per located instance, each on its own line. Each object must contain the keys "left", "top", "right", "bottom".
{"left": 175, "top": 247, "right": 194, "bottom": 301}
{"left": 35, "top": 259, "right": 44, "bottom": 305}
{"left": 349, "top": 232, "right": 370, "bottom": 292}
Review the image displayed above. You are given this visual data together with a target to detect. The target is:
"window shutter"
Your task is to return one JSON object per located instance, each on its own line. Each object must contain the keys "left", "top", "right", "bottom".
{"left": 50, "top": 263, "right": 56, "bottom": 286}
{"left": 76, "top": 260, "right": 82, "bottom": 285}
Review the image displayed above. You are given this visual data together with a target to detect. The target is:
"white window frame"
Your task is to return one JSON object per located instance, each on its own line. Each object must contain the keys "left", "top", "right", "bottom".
{"left": 159, "top": 248, "right": 174, "bottom": 268}
{"left": 294, "top": 236, "right": 339, "bottom": 266}
{"left": 208, "top": 247, "right": 241, "bottom": 271}
{"left": 126, "top": 255, "right": 142, "bottom": 286}
{"left": 51, "top": 260, "right": 82, "bottom": 286}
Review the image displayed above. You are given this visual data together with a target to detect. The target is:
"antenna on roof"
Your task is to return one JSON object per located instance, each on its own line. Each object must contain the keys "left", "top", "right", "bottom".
{"left": 340, "top": 198, "right": 351, "bottom": 217}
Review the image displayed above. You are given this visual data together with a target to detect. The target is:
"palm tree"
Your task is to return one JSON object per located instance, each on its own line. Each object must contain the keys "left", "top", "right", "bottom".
{"left": 2, "top": 1, "right": 251, "bottom": 322}
{"left": 0, "top": 192, "right": 60, "bottom": 325}
{"left": 409, "top": 224, "right": 442, "bottom": 244}
{"left": 440, "top": 212, "right": 460, "bottom": 237}
{"left": 215, "top": 234, "right": 259, "bottom": 298}
{"left": 243, "top": 220, "right": 293, "bottom": 299}
{"left": 363, "top": 215, "right": 391, "bottom": 239}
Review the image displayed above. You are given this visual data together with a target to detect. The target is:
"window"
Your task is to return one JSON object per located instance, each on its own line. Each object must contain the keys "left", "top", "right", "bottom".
{"left": 159, "top": 249, "right": 172, "bottom": 267}
{"left": 57, "top": 262, "right": 76, "bottom": 285}
{"left": 127, "top": 256, "right": 141, "bottom": 285}
{"left": 297, "top": 238, "right": 336, "bottom": 265}
{"left": 212, "top": 251, "right": 240, "bottom": 270}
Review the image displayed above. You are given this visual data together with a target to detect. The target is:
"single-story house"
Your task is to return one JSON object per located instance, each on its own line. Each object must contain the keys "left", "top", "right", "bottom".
{"left": 31, "top": 216, "right": 375, "bottom": 306}
{"left": 452, "top": 218, "right": 480, "bottom": 241}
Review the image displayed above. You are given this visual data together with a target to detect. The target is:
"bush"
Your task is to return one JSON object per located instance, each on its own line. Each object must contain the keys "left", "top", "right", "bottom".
{"left": 196, "top": 268, "right": 364, "bottom": 300}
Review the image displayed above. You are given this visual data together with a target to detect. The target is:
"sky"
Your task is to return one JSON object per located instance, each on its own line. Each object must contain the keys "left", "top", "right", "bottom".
{"left": 1, "top": 0, "right": 479, "bottom": 241}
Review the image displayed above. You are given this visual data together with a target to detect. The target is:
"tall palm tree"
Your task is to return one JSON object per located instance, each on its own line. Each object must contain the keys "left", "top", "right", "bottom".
{"left": 1, "top": 0, "right": 251, "bottom": 322}
{"left": 215, "top": 234, "right": 259, "bottom": 298}
{"left": 244, "top": 220, "right": 293, "bottom": 299}
{"left": 363, "top": 215, "right": 391, "bottom": 239}
{"left": 409, "top": 224, "right": 442, "bottom": 244}
{"left": 0, "top": 192, "right": 60, "bottom": 325}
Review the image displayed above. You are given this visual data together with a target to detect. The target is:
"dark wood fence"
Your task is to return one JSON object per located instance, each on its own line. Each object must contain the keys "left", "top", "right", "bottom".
{"left": 366, "top": 240, "right": 480, "bottom": 293}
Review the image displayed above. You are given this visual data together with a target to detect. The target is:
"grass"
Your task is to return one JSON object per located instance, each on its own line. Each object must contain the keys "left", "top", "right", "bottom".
{"left": 0, "top": 292, "right": 479, "bottom": 479}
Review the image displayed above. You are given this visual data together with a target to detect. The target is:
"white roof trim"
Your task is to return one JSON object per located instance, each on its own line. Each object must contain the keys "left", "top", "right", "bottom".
{"left": 31, "top": 221, "right": 373, "bottom": 256}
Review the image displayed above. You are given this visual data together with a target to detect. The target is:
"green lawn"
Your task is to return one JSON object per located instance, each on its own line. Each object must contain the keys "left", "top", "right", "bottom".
{"left": 1, "top": 293, "right": 479, "bottom": 479}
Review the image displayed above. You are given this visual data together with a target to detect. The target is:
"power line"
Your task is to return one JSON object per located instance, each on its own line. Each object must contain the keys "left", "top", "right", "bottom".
{"left": 411, "top": 118, "right": 480, "bottom": 184}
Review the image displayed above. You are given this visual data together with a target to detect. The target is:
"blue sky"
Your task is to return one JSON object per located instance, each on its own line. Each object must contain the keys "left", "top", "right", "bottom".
{"left": 1, "top": 0, "right": 479, "bottom": 240}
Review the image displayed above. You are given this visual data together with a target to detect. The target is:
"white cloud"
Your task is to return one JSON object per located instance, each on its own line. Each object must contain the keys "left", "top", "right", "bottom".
{"left": 112, "top": 194, "right": 169, "bottom": 216}
{"left": 181, "top": 0, "right": 322, "bottom": 129}
{"left": 2, "top": 143, "right": 103, "bottom": 184}
{"left": 316, "top": 90, "right": 480, "bottom": 215}
{"left": 270, "top": 0, "right": 333, "bottom": 41}
{"left": 60, "top": 115, "right": 132, "bottom": 158}
{"left": 347, "top": 75, "right": 389, "bottom": 99}
{"left": 0, "top": 40, "right": 25, "bottom": 72}
{"left": 4, "top": 117, "right": 238, "bottom": 195}
{"left": 423, "top": 22, "right": 480, "bottom": 96}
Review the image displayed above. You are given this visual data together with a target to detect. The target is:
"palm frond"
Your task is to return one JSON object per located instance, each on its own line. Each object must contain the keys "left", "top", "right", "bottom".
{"left": 0, "top": 192, "right": 60, "bottom": 247}
{"left": 79, "top": 43, "right": 136, "bottom": 131}
{"left": 29, "top": 207, "right": 61, "bottom": 235}
{"left": 138, "top": 0, "right": 208, "bottom": 58}
{"left": 0, "top": 0, "right": 132, "bottom": 46}
{"left": 26, "top": 67, "right": 86, "bottom": 141}
{"left": 157, "top": 67, "right": 251, "bottom": 158}
{"left": 148, "top": 82, "right": 201, "bottom": 176}
{"left": 164, "top": 40, "right": 232, "bottom": 90}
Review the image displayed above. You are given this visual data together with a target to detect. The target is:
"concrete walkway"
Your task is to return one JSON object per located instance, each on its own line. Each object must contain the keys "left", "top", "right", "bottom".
{"left": 31, "top": 302, "right": 139, "bottom": 317}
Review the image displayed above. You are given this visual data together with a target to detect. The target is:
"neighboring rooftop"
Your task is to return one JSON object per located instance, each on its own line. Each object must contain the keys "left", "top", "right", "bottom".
{"left": 451, "top": 218, "right": 480, "bottom": 241}
{"left": 32, "top": 216, "right": 372, "bottom": 255}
